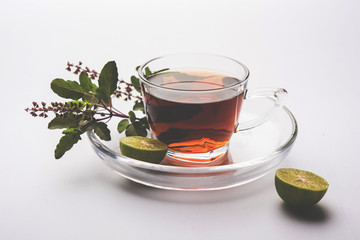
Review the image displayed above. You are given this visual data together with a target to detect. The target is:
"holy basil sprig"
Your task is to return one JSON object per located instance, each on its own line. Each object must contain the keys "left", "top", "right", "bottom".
{"left": 25, "top": 61, "right": 153, "bottom": 159}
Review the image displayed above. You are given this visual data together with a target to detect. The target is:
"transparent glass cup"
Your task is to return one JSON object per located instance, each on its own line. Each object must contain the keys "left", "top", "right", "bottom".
{"left": 138, "top": 53, "right": 287, "bottom": 164}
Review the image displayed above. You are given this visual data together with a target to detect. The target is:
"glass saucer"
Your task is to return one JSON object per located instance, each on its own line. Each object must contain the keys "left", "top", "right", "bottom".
{"left": 87, "top": 103, "right": 297, "bottom": 191}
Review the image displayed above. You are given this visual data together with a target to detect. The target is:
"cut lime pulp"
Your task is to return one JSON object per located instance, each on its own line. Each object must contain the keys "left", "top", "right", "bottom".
{"left": 275, "top": 168, "right": 329, "bottom": 207}
{"left": 119, "top": 136, "right": 168, "bottom": 164}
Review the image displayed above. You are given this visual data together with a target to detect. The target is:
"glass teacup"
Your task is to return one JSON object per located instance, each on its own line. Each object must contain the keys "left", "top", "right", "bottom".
{"left": 138, "top": 53, "right": 287, "bottom": 164}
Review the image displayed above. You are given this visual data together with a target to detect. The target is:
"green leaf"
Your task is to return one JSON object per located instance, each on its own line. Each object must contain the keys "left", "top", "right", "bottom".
{"left": 133, "top": 101, "right": 144, "bottom": 113}
{"left": 54, "top": 128, "right": 82, "bottom": 159}
{"left": 79, "top": 72, "right": 98, "bottom": 92}
{"left": 130, "top": 76, "right": 140, "bottom": 87}
{"left": 79, "top": 120, "right": 97, "bottom": 132}
{"left": 128, "top": 111, "right": 136, "bottom": 123}
{"left": 51, "top": 78, "right": 86, "bottom": 100}
{"left": 79, "top": 72, "right": 99, "bottom": 103}
{"left": 139, "top": 116, "right": 149, "bottom": 129}
{"left": 144, "top": 67, "right": 152, "bottom": 77}
{"left": 125, "top": 122, "right": 147, "bottom": 137}
{"left": 83, "top": 94, "right": 100, "bottom": 104}
{"left": 117, "top": 119, "right": 129, "bottom": 133}
{"left": 94, "top": 122, "right": 111, "bottom": 141}
{"left": 97, "top": 61, "right": 118, "bottom": 105}
{"left": 79, "top": 72, "right": 92, "bottom": 92}
{"left": 130, "top": 76, "right": 141, "bottom": 92}
{"left": 48, "top": 114, "right": 80, "bottom": 129}
{"left": 62, "top": 128, "right": 82, "bottom": 134}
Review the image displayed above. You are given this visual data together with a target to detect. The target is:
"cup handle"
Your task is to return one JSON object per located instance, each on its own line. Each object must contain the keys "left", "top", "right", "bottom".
{"left": 235, "top": 88, "right": 288, "bottom": 132}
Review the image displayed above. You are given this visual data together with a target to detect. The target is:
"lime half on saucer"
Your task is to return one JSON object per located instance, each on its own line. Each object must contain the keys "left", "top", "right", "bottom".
{"left": 119, "top": 136, "right": 168, "bottom": 164}
{"left": 275, "top": 168, "right": 329, "bottom": 207}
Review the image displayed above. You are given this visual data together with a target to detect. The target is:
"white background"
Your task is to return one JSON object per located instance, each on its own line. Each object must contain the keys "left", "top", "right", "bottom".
{"left": 1, "top": 0, "right": 360, "bottom": 239}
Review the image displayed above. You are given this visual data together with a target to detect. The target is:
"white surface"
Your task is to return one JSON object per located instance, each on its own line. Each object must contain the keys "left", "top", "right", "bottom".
{"left": 1, "top": 0, "right": 359, "bottom": 239}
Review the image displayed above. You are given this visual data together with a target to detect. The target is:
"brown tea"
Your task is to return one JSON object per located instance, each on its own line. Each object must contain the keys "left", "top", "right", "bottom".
{"left": 142, "top": 71, "right": 244, "bottom": 154}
